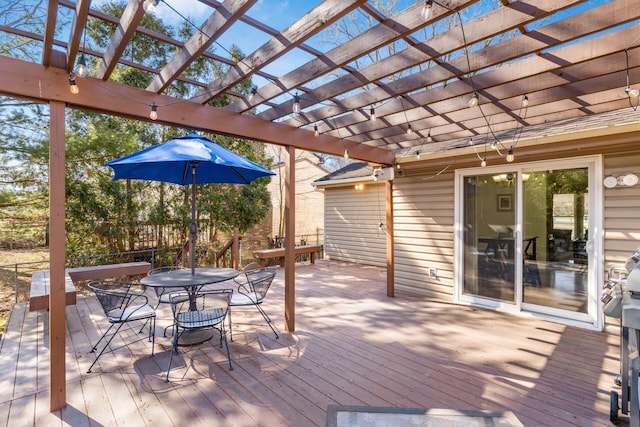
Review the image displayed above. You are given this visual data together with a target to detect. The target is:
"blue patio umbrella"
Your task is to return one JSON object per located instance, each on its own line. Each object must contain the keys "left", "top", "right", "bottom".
{"left": 106, "top": 133, "right": 275, "bottom": 274}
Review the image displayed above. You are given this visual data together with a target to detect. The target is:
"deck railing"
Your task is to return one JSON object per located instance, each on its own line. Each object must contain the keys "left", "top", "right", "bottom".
{"left": 1, "top": 246, "right": 184, "bottom": 306}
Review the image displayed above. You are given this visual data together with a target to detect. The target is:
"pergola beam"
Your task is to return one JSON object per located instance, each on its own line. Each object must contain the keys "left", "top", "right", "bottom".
{"left": 94, "top": 0, "right": 147, "bottom": 80}
{"left": 0, "top": 55, "right": 394, "bottom": 165}
{"left": 147, "top": 0, "right": 256, "bottom": 93}
{"left": 42, "top": 0, "right": 59, "bottom": 67}
{"left": 66, "top": 0, "right": 91, "bottom": 73}
{"left": 192, "top": 0, "right": 368, "bottom": 103}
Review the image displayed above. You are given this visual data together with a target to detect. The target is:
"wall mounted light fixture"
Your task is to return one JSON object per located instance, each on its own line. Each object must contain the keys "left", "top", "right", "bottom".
{"left": 604, "top": 173, "right": 639, "bottom": 188}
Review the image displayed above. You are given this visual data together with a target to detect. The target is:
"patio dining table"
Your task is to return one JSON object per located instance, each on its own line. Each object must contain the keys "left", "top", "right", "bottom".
{"left": 141, "top": 267, "right": 241, "bottom": 345}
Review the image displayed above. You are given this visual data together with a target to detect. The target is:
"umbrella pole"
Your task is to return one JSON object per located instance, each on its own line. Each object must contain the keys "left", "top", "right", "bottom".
{"left": 190, "top": 164, "right": 197, "bottom": 275}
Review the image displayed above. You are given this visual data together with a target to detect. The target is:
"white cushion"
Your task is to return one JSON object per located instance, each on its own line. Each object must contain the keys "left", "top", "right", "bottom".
{"left": 159, "top": 291, "right": 189, "bottom": 304}
{"left": 108, "top": 304, "right": 155, "bottom": 322}
{"left": 230, "top": 292, "right": 260, "bottom": 305}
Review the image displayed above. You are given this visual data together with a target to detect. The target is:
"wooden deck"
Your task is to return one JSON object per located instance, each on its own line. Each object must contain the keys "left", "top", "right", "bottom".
{"left": 0, "top": 260, "right": 624, "bottom": 426}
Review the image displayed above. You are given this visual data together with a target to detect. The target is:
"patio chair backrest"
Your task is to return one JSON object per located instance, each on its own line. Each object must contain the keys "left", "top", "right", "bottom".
{"left": 88, "top": 280, "right": 134, "bottom": 316}
{"left": 242, "top": 261, "right": 261, "bottom": 272}
{"left": 170, "top": 289, "right": 232, "bottom": 328}
{"left": 244, "top": 268, "right": 277, "bottom": 301}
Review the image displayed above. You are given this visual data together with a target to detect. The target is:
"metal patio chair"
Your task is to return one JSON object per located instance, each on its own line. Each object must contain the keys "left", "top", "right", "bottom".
{"left": 87, "top": 280, "right": 156, "bottom": 373}
{"left": 228, "top": 267, "right": 278, "bottom": 340}
{"left": 166, "top": 289, "right": 233, "bottom": 381}
{"left": 145, "top": 265, "right": 188, "bottom": 336}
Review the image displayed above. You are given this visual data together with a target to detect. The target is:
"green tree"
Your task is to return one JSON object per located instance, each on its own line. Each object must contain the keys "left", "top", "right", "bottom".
{"left": 61, "top": 1, "right": 271, "bottom": 255}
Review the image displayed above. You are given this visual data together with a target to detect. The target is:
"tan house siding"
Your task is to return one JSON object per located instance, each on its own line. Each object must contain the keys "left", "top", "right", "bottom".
{"left": 604, "top": 150, "right": 640, "bottom": 270}
{"left": 324, "top": 184, "right": 387, "bottom": 267}
{"left": 266, "top": 148, "right": 327, "bottom": 246}
{"left": 393, "top": 172, "right": 455, "bottom": 299}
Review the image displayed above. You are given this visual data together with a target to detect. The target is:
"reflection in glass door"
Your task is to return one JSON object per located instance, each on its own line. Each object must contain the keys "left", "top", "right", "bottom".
{"left": 463, "top": 172, "right": 517, "bottom": 303}
{"left": 522, "top": 168, "right": 589, "bottom": 313}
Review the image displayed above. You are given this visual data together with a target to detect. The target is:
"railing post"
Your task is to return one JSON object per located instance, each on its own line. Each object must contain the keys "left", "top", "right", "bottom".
{"left": 13, "top": 264, "right": 18, "bottom": 304}
{"left": 232, "top": 228, "right": 239, "bottom": 269}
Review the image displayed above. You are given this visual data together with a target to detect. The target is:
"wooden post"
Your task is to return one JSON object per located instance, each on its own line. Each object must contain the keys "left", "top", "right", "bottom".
{"left": 49, "top": 100, "right": 66, "bottom": 410}
{"left": 386, "top": 180, "right": 394, "bottom": 297}
{"left": 284, "top": 146, "right": 295, "bottom": 331}
{"left": 232, "top": 227, "right": 239, "bottom": 269}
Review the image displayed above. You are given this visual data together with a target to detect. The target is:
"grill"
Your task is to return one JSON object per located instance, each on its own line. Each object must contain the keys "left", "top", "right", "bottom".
{"left": 604, "top": 250, "right": 640, "bottom": 425}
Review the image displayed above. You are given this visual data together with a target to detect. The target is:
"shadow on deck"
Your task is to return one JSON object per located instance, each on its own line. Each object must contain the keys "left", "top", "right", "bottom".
{"left": 0, "top": 260, "right": 623, "bottom": 426}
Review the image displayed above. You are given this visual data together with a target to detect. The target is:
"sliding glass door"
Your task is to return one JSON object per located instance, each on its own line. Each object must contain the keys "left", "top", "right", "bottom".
{"left": 462, "top": 172, "right": 517, "bottom": 303}
{"left": 457, "top": 157, "right": 599, "bottom": 326}
{"left": 521, "top": 168, "right": 589, "bottom": 314}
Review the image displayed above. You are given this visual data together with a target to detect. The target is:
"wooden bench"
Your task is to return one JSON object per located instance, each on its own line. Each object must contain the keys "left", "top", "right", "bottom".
{"left": 29, "top": 261, "right": 152, "bottom": 312}
{"left": 253, "top": 245, "right": 322, "bottom": 268}
{"left": 66, "top": 261, "right": 151, "bottom": 282}
{"left": 29, "top": 270, "right": 77, "bottom": 312}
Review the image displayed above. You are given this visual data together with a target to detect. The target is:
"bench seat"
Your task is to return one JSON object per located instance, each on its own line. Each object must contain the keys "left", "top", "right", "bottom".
{"left": 66, "top": 261, "right": 151, "bottom": 282}
{"left": 29, "top": 271, "right": 76, "bottom": 312}
{"left": 253, "top": 245, "right": 322, "bottom": 268}
{"left": 29, "top": 261, "right": 152, "bottom": 312}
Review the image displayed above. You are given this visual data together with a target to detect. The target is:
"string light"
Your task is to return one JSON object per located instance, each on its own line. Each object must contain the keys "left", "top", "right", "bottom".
{"left": 314, "top": 124, "right": 319, "bottom": 137}
{"left": 421, "top": 0, "right": 433, "bottom": 20}
{"left": 427, "top": 130, "right": 432, "bottom": 143}
{"left": 76, "top": 55, "right": 87, "bottom": 77}
{"left": 248, "top": 86, "right": 257, "bottom": 100}
{"left": 149, "top": 102, "right": 158, "bottom": 120}
{"left": 625, "top": 47, "right": 640, "bottom": 110}
{"left": 292, "top": 94, "right": 301, "bottom": 114}
{"left": 343, "top": 148, "right": 349, "bottom": 159}
{"left": 143, "top": 0, "right": 160, "bottom": 14}
{"left": 470, "top": 137, "right": 488, "bottom": 167}
{"left": 506, "top": 146, "right": 515, "bottom": 162}
{"left": 626, "top": 87, "right": 640, "bottom": 98}
{"left": 370, "top": 106, "right": 376, "bottom": 121}
{"left": 416, "top": 150, "right": 421, "bottom": 160}
{"left": 521, "top": 95, "right": 529, "bottom": 108}
{"left": 406, "top": 123, "right": 413, "bottom": 135}
{"left": 468, "top": 92, "right": 479, "bottom": 108}
{"left": 69, "top": 73, "right": 79, "bottom": 94}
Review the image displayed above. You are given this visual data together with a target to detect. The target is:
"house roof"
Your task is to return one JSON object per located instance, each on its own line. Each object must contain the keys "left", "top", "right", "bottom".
{"left": 313, "top": 161, "right": 373, "bottom": 185}
{"left": 1, "top": 1, "right": 639, "bottom": 166}
{"left": 396, "top": 106, "right": 640, "bottom": 159}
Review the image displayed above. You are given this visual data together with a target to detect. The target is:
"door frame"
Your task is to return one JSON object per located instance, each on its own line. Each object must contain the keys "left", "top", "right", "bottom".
{"left": 453, "top": 155, "right": 604, "bottom": 330}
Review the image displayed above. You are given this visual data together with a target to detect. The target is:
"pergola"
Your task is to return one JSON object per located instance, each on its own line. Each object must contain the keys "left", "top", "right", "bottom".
{"left": 0, "top": 0, "right": 638, "bottom": 412}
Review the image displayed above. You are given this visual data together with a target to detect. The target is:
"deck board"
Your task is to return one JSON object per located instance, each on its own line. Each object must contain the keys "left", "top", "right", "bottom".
{"left": 0, "top": 260, "right": 625, "bottom": 426}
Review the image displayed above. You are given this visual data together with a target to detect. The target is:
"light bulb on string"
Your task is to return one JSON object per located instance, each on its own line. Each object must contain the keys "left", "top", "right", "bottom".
{"left": 69, "top": 74, "right": 79, "bottom": 94}
{"left": 248, "top": 86, "right": 257, "bottom": 101}
{"left": 481, "top": 157, "right": 487, "bottom": 167}
{"left": 76, "top": 55, "right": 87, "bottom": 77}
{"left": 427, "top": 130, "right": 432, "bottom": 143}
{"left": 521, "top": 95, "right": 529, "bottom": 108}
{"left": 468, "top": 92, "right": 479, "bottom": 108}
{"left": 370, "top": 106, "right": 376, "bottom": 121}
{"left": 149, "top": 102, "right": 158, "bottom": 121}
{"left": 143, "top": 0, "right": 160, "bottom": 14}
{"left": 506, "top": 147, "right": 515, "bottom": 163}
{"left": 343, "top": 148, "right": 349, "bottom": 159}
{"left": 626, "top": 87, "right": 640, "bottom": 98}
{"left": 406, "top": 123, "right": 413, "bottom": 135}
{"left": 421, "top": 0, "right": 433, "bottom": 20}
{"left": 292, "top": 94, "right": 301, "bottom": 114}
{"left": 314, "top": 124, "right": 319, "bottom": 138}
